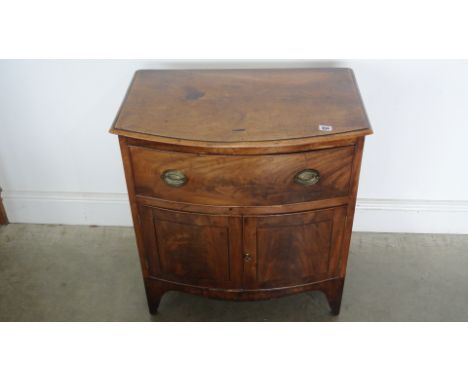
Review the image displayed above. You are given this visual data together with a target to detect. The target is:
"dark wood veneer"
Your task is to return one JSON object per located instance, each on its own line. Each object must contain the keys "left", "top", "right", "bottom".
{"left": 111, "top": 69, "right": 372, "bottom": 317}
{"left": 130, "top": 145, "right": 355, "bottom": 206}
{"left": 243, "top": 206, "right": 347, "bottom": 289}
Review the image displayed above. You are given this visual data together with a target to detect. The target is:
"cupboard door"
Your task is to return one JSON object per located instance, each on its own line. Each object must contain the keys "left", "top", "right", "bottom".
{"left": 243, "top": 206, "right": 347, "bottom": 289}
{"left": 139, "top": 206, "right": 242, "bottom": 288}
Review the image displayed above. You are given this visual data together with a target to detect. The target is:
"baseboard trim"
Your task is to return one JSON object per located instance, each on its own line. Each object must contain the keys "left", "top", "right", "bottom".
{"left": 2, "top": 191, "right": 468, "bottom": 233}
{"left": 2, "top": 191, "right": 132, "bottom": 227}
{"left": 355, "top": 198, "right": 468, "bottom": 234}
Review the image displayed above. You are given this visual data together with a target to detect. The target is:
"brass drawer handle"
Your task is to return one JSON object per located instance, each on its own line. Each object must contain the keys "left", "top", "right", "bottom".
{"left": 294, "top": 169, "right": 320, "bottom": 186}
{"left": 162, "top": 170, "right": 188, "bottom": 187}
{"left": 243, "top": 253, "right": 252, "bottom": 262}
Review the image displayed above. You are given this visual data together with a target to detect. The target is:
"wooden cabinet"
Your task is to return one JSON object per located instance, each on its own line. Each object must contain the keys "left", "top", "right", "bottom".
{"left": 111, "top": 68, "right": 372, "bottom": 316}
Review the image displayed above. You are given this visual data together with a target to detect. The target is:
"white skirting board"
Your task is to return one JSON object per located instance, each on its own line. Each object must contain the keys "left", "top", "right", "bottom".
{"left": 2, "top": 191, "right": 468, "bottom": 234}
{"left": 2, "top": 191, "right": 133, "bottom": 227}
{"left": 354, "top": 199, "right": 468, "bottom": 234}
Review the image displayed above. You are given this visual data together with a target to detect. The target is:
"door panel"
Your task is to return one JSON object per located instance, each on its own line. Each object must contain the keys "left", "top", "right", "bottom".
{"left": 243, "top": 206, "right": 347, "bottom": 289}
{"left": 138, "top": 206, "right": 242, "bottom": 288}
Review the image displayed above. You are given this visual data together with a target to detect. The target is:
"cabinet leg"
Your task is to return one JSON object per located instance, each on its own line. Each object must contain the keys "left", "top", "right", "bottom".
{"left": 147, "top": 294, "right": 162, "bottom": 315}
{"left": 323, "top": 278, "right": 345, "bottom": 316}
{"left": 144, "top": 279, "right": 168, "bottom": 315}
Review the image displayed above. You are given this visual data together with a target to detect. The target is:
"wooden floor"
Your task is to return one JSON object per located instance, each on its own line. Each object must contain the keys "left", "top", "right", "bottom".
{"left": 1, "top": 224, "right": 467, "bottom": 321}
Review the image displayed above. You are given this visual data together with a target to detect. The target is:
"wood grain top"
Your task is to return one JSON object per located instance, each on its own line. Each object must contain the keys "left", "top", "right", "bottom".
{"left": 111, "top": 69, "right": 372, "bottom": 144}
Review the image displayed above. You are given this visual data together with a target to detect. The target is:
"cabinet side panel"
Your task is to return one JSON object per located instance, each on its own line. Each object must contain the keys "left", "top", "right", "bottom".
{"left": 119, "top": 136, "right": 149, "bottom": 278}
{"left": 339, "top": 137, "right": 365, "bottom": 277}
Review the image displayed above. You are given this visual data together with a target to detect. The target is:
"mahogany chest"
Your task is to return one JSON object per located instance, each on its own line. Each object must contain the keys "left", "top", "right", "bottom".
{"left": 110, "top": 68, "right": 372, "bottom": 315}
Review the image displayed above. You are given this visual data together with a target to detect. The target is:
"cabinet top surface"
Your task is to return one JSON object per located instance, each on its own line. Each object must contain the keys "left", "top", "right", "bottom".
{"left": 111, "top": 69, "right": 372, "bottom": 144}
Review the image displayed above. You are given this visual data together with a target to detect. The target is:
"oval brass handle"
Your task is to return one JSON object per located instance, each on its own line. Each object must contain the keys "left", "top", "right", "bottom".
{"left": 243, "top": 253, "right": 252, "bottom": 262}
{"left": 161, "top": 170, "right": 188, "bottom": 187}
{"left": 294, "top": 169, "right": 320, "bottom": 186}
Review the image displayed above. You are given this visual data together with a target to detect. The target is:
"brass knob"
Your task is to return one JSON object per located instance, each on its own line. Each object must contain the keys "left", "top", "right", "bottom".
{"left": 243, "top": 253, "right": 252, "bottom": 262}
{"left": 162, "top": 170, "right": 188, "bottom": 187}
{"left": 294, "top": 169, "right": 320, "bottom": 186}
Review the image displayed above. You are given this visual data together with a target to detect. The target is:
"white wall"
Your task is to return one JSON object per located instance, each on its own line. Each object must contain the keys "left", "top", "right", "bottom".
{"left": 1, "top": 60, "right": 467, "bottom": 233}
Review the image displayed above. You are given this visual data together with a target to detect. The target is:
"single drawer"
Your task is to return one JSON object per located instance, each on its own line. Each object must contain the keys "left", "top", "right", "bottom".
{"left": 129, "top": 145, "right": 355, "bottom": 206}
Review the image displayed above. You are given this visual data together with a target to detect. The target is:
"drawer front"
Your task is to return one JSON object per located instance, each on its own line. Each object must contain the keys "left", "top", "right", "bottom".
{"left": 129, "top": 145, "right": 355, "bottom": 206}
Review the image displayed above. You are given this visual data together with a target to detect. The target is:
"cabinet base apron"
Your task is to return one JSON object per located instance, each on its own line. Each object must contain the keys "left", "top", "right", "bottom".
{"left": 144, "top": 277, "right": 345, "bottom": 316}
